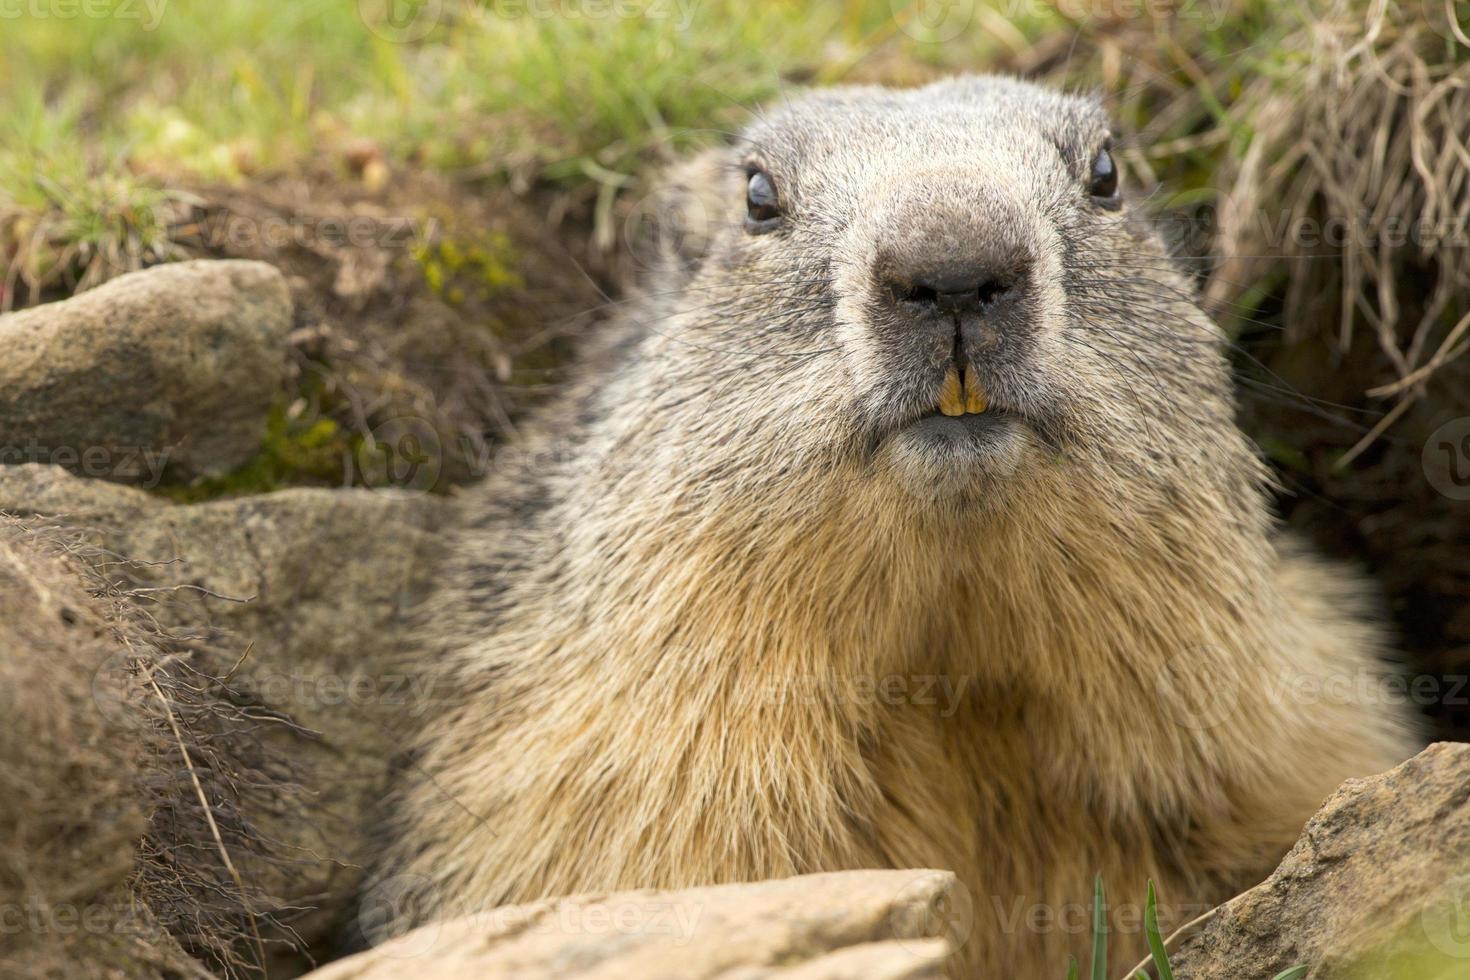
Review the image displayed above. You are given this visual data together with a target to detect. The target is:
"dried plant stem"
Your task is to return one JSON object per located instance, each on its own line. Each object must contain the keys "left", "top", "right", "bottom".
{"left": 143, "top": 654, "right": 268, "bottom": 973}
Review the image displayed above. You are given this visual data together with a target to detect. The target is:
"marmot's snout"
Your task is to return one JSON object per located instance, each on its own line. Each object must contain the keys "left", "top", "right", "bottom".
{"left": 874, "top": 178, "right": 1038, "bottom": 331}
{"left": 864, "top": 175, "right": 1051, "bottom": 425}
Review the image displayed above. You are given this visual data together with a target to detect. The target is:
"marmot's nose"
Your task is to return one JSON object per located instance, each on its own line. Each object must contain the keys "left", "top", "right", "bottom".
{"left": 889, "top": 263, "right": 1027, "bottom": 316}
{"left": 868, "top": 175, "right": 1038, "bottom": 331}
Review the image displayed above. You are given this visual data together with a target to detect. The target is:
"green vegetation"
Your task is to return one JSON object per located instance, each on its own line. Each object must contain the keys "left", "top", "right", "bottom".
{"left": 1, "top": 1, "right": 1062, "bottom": 177}
{"left": 0, "top": 0, "right": 1048, "bottom": 333}
{"left": 0, "top": 0, "right": 1374, "bottom": 318}
{"left": 157, "top": 394, "right": 354, "bottom": 503}
{"left": 0, "top": 0, "right": 1060, "bottom": 304}
{"left": 416, "top": 231, "right": 523, "bottom": 304}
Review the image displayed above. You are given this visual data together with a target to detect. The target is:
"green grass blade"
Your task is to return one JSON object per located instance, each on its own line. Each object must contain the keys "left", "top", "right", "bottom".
{"left": 1144, "top": 880, "right": 1174, "bottom": 980}
{"left": 1271, "top": 968, "right": 1309, "bottom": 980}
{"left": 1067, "top": 955, "right": 1079, "bottom": 980}
{"left": 1091, "top": 874, "right": 1107, "bottom": 980}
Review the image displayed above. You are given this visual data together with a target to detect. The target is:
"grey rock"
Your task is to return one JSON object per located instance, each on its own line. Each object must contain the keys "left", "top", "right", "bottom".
{"left": 0, "top": 464, "right": 448, "bottom": 965}
{"left": 0, "top": 260, "right": 292, "bottom": 481}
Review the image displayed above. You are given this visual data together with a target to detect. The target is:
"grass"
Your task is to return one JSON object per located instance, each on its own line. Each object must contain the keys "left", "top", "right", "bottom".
{"left": 1, "top": 0, "right": 1063, "bottom": 177}
{"left": 1068, "top": 876, "right": 1310, "bottom": 980}
{"left": 6, "top": 0, "right": 1466, "bottom": 320}
{"left": 0, "top": 0, "right": 1061, "bottom": 307}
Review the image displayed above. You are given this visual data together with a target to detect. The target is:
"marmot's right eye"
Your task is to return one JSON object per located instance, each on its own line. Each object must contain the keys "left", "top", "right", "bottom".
{"left": 745, "top": 170, "right": 782, "bottom": 232}
{"left": 1089, "top": 146, "right": 1120, "bottom": 206}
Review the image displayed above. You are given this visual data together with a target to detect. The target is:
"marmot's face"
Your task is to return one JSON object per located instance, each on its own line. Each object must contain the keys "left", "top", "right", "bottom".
{"left": 653, "top": 76, "right": 1242, "bottom": 511}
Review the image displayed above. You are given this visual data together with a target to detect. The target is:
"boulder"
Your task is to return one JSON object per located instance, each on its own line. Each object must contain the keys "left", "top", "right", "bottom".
{"left": 0, "top": 464, "right": 448, "bottom": 968}
{"left": 306, "top": 870, "right": 957, "bottom": 979}
{"left": 0, "top": 260, "right": 292, "bottom": 481}
{"left": 0, "top": 520, "right": 208, "bottom": 979}
{"left": 1172, "top": 742, "right": 1470, "bottom": 979}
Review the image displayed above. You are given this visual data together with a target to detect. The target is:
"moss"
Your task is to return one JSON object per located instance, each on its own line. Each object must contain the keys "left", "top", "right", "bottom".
{"left": 154, "top": 401, "right": 354, "bottom": 504}
{"left": 414, "top": 231, "right": 524, "bottom": 306}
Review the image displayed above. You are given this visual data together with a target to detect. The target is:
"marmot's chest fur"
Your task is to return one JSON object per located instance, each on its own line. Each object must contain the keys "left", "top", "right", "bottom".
{"left": 372, "top": 76, "right": 1417, "bottom": 976}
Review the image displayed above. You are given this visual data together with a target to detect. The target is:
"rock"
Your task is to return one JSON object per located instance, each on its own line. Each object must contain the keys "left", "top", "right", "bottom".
{"left": 0, "top": 260, "right": 292, "bottom": 481}
{"left": 0, "top": 519, "right": 209, "bottom": 979}
{"left": 307, "top": 870, "right": 957, "bottom": 980}
{"left": 1172, "top": 742, "right": 1470, "bottom": 979}
{"left": 0, "top": 464, "right": 449, "bottom": 968}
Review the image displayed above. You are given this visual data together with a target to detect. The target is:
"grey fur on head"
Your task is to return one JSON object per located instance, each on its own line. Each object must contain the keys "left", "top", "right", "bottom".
{"left": 641, "top": 74, "right": 1252, "bottom": 512}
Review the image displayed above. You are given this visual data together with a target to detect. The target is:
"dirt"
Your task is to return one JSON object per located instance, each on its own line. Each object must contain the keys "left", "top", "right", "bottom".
{"left": 165, "top": 164, "right": 609, "bottom": 496}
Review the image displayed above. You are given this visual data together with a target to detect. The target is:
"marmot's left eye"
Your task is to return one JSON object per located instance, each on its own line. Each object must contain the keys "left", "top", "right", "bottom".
{"left": 1089, "top": 146, "right": 1119, "bottom": 204}
{"left": 745, "top": 169, "right": 782, "bottom": 231}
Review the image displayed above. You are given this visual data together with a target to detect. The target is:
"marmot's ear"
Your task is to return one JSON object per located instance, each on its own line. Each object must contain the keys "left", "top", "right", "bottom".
{"left": 629, "top": 146, "right": 730, "bottom": 285}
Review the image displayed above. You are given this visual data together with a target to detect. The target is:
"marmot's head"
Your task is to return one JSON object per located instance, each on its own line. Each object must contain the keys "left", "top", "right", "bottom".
{"left": 633, "top": 76, "right": 1260, "bottom": 520}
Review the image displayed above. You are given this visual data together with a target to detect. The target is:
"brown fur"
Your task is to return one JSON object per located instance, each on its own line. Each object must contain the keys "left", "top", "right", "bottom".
{"left": 372, "top": 77, "right": 1419, "bottom": 975}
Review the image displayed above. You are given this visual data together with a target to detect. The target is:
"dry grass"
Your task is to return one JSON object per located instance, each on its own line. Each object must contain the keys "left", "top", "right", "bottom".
{"left": 1023, "top": 0, "right": 1470, "bottom": 456}
{"left": 0, "top": 518, "right": 311, "bottom": 977}
{"left": 0, "top": 170, "right": 198, "bottom": 312}
{"left": 1204, "top": 0, "right": 1470, "bottom": 461}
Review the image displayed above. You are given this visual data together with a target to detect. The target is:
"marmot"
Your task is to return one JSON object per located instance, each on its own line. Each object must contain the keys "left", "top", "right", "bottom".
{"left": 371, "top": 76, "right": 1419, "bottom": 976}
